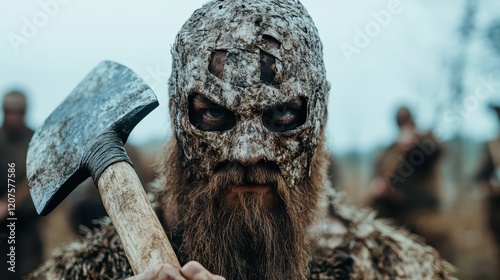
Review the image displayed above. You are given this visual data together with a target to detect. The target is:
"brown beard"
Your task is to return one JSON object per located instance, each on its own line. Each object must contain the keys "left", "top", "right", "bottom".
{"left": 156, "top": 137, "right": 328, "bottom": 280}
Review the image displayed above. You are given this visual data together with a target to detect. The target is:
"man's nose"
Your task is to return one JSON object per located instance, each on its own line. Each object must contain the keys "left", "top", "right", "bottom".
{"left": 230, "top": 121, "right": 270, "bottom": 166}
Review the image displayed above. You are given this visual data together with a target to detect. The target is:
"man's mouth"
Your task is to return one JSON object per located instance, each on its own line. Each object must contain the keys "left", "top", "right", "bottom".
{"left": 230, "top": 184, "right": 273, "bottom": 194}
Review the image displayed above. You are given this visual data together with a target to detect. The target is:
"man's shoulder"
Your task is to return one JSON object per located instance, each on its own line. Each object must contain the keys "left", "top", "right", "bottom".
{"left": 487, "top": 139, "right": 500, "bottom": 153}
{"left": 310, "top": 193, "right": 456, "bottom": 279}
{"left": 27, "top": 218, "right": 133, "bottom": 280}
{"left": 486, "top": 139, "right": 500, "bottom": 166}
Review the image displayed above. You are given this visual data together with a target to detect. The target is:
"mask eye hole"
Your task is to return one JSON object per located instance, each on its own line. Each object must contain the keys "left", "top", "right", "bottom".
{"left": 260, "top": 51, "right": 276, "bottom": 84}
{"left": 260, "top": 35, "right": 281, "bottom": 84}
{"left": 208, "top": 50, "right": 227, "bottom": 80}
{"left": 262, "top": 97, "right": 307, "bottom": 132}
{"left": 188, "top": 94, "right": 236, "bottom": 131}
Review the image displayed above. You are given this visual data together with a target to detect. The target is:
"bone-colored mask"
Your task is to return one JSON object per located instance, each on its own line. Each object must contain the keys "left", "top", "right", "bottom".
{"left": 169, "top": 0, "right": 328, "bottom": 187}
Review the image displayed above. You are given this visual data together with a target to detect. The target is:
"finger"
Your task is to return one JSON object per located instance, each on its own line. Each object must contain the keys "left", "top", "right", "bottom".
{"left": 156, "top": 263, "right": 187, "bottom": 280}
{"left": 181, "top": 261, "right": 219, "bottom": 280}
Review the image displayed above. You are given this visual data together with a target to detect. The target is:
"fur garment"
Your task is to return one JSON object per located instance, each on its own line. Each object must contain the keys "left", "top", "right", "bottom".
{"left": 27, "top": 190, "right": 456, "bottom": 280}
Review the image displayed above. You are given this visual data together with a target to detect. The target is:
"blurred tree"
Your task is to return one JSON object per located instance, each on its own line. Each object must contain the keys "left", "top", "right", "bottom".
{"left": 447, "top": 0, "right": 479, "bottom": 188}
{"left": 487, "top": 20, "right": 500, "bottom": 55}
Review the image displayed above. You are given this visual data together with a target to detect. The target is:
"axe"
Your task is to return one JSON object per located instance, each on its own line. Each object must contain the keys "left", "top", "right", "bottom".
{"left": 26, "top": 61, "right": 180, "bottom": 274}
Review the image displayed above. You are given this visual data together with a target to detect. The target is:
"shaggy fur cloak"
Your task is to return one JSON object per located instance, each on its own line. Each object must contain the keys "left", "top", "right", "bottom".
{"left": 27, "top": 190, "right": 456, "bottom": 280}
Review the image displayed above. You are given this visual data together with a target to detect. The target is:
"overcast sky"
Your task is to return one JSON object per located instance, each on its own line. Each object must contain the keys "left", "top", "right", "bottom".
{"left": 1, "top": 0, "right": 499, "bottom": 154}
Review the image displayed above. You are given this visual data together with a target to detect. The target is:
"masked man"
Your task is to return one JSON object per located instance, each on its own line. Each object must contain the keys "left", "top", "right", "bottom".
{"left": 29, "top": 1, "right": 456, "bottom": 279}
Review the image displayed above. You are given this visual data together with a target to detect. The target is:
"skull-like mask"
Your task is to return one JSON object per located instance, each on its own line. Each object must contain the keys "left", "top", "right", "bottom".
{"left": 169, "top": 0, "right": 328, "bottom": 187}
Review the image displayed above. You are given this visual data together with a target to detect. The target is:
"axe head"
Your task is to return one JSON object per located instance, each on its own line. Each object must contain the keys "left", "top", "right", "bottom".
{"left": 27, "top": 61, "right": 159, "bottom": 215}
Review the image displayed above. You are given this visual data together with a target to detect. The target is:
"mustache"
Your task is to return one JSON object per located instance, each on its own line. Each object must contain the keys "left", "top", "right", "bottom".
{"left": 213, "top": 161, "right": 281, "bottom": 185}
{"left": 195, "top": 161, "right": 284, "bottom": 198}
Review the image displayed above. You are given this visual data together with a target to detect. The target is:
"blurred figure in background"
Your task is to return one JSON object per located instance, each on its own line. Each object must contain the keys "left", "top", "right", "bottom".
{"left": 0, "top": 90, "right": 43, "bottom": 279}
{"left": 369, "top": 106, "right": 452, "bottom": 260}
{"left": 475, "top": 102, "right": 500, "bottom": 278}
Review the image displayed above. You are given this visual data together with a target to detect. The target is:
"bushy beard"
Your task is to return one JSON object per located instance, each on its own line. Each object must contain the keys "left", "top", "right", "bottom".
{"left": 157, "top": 137, "right": 327, "bottom": 280}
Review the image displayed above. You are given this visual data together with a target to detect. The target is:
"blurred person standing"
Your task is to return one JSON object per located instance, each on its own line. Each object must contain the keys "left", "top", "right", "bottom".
{"left": 0, "top": 90, "right": 43, "bottom": 279}
{"left": 475, "top": 103, "right": 500, "bottom": 277}
{"left": 369, "top": 106, "right": 451, "bottom": 259}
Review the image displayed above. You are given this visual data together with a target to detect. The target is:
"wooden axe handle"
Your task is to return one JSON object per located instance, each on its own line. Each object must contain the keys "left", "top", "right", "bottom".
{"left": 98, "top": 161, "right": 181, "bottom": 274}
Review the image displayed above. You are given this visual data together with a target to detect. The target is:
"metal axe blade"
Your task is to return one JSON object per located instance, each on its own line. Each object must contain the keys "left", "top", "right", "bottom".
{"left": 27, "top": 60, "right": 158, "bottom": 215}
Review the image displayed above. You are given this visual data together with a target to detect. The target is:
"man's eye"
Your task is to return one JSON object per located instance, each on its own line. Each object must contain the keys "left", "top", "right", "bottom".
{"left": 188, "top": 95, "right": 236, "bottom": 131}
{"left": 205, "top": 109, "right": 225, "bottom": 119}
{"left": 274, "top": 106, "right": 293, "bottom": 118}
{"left": 262, "top": 98, "right": 307, "bottom": 132}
